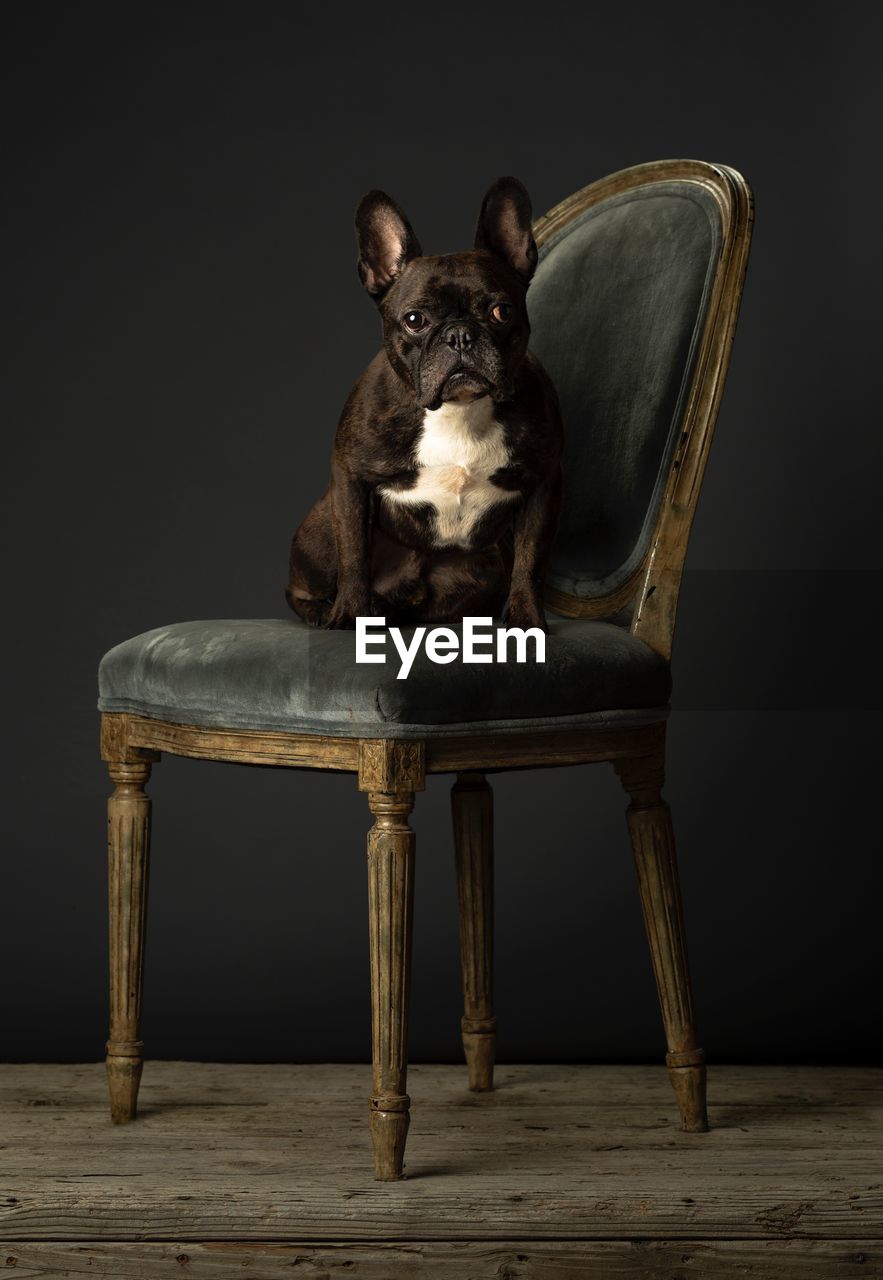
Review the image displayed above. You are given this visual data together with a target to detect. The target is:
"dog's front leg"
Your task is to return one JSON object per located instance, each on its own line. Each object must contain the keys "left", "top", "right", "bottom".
{"left": 325, "top": 458, "right": 373, "bottom": 630}
{"left": 503, "top": 464, "right": 562, "bottom": 632}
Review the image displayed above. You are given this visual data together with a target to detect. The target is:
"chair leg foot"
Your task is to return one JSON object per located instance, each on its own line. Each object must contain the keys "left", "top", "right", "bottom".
{"left": 668, "top": 1061, "right": 708, "bottom": 1132}
{"left": 452, "top": 773, "right": 496, "bottom": 1092}
{"left": 462, "top": 1018, "right": 497, "bottom": 1092}
{"left": 106, "top": 1052, "right": 143, "bottom": 1124}
{"left": 369, "top": 1102, "right": 411, "bottom": 1181}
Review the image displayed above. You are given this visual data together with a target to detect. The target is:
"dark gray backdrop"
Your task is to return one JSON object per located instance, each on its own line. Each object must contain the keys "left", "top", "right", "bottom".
{"left": 3, "top": 3, "right": 881, "bottom": 1064}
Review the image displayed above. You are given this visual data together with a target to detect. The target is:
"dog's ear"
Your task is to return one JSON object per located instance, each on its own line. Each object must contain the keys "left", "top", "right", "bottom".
{"left": 474, "top": 176, "right": 537, "bottom": 283}
{"left": 355, "top": 191, "right": 422, "bottom": 300}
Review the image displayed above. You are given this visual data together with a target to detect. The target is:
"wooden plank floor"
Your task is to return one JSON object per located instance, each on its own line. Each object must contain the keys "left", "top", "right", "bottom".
{"left": 1, "top": 1063, "right": 881, "bottom": 1277}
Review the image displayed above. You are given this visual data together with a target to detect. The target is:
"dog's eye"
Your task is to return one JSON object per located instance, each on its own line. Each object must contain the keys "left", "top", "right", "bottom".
{"left": 489, "top": 302, "right": 513, "bottom": 325}
{"left": 403, "top": 310, "right": 428, "bottom": 333}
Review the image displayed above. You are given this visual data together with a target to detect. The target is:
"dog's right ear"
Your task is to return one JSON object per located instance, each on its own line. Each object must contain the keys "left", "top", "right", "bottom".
{"left": 355, "top": 191, "right": 422, "bottom": 301}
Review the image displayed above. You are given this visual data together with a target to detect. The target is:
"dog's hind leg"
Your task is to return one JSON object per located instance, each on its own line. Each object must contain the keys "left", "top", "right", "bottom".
{"left": 286, "top": 490, "right": 338, "bottom": 625}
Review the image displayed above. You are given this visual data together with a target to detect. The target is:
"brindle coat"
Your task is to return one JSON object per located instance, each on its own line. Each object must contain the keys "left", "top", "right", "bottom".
{"left": 286, "top": 179, "right": 563, "bottom": 630}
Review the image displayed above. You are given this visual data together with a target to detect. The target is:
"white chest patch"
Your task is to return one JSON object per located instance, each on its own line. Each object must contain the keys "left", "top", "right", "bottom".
{"left": 379, "top": 397, "right": 518, "bottom": 547}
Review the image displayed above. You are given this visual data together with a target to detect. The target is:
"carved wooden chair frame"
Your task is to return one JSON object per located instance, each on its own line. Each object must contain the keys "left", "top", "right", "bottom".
{"left": 100, "top": 159, "right": 753, "bottom": 1180}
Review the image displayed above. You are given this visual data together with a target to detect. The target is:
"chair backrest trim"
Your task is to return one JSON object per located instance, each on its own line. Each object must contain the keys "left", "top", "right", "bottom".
{"left": 534, "top": 159, "right": 754, "bottom": 659}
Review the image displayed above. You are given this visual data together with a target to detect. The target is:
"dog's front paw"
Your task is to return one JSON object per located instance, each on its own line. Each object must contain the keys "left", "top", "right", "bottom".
{"left": 502, "top": 591, "right": 547, "bottom": 633}
{"left": 324, "top": 592, "right": 370, "bottom": 630}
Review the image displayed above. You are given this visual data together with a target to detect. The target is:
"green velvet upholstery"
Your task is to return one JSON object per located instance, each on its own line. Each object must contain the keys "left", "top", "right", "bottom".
{"left": 98, "top": 617, "right": 671, "bottom": 738}
{"left": 528, "top": 181, "right": 721, "bottom": 600}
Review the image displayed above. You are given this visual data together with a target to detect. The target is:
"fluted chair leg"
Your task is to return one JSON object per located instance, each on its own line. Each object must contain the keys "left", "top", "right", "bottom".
{"left": 366, "top": 788, "right": 416, "bottom": 1180}
{"left": 616, "top": 745, "right": 708, "bottom": 1133}
{"left": 105, "top": 758, "right": 153, "bottom": 1123}
{"left": 452, "top": 772, "right": 496, "bottom": 1091}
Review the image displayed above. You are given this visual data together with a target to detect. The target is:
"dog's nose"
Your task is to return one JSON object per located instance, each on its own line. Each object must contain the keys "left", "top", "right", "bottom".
{"left": 443, "top": 323, "right": 475, "bottom": 352}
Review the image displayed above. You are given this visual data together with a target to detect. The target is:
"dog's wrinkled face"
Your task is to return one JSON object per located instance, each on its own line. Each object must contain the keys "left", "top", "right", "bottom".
{"left": 355, "top": 178, "right": 538, "bottom": 411}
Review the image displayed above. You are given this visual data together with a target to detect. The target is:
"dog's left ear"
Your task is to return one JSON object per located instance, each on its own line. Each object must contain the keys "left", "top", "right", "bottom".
{"left": 474, "top": 176, "right": 538, "bottom": 283}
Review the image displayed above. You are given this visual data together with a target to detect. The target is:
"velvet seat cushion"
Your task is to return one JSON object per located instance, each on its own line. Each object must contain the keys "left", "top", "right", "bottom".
{"left": 97, "top": 617, "right": 671, "bottom": 739}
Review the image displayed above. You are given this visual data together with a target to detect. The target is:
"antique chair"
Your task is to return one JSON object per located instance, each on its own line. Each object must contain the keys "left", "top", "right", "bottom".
{"left": 97, "top": 159, "right": 753, "bottom": 1180}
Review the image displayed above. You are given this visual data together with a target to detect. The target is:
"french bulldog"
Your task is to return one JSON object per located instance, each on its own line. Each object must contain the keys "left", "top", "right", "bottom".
{"left": 286, "top": 177, "right": 563, "bottom": 631}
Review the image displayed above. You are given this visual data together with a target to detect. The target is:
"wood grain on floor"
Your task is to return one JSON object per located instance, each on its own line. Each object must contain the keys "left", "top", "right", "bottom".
{"left": 1, "top": 1063, "right": 880, "bottom": 1277}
